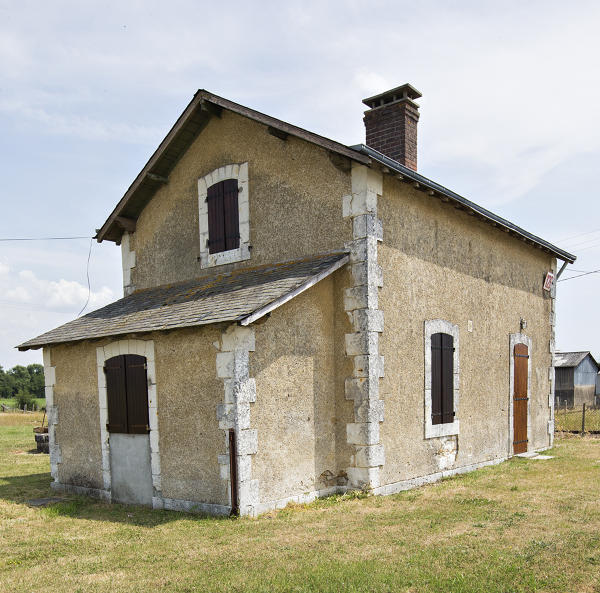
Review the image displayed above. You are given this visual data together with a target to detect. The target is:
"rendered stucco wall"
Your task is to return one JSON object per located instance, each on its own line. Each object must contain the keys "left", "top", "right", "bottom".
{"left": 153, "top": 326, "right": 227, "bottom": 506}
{"left": 50, "top": 343, "right": 104, "bottom": 491}
{"left": 251, "top": 275, "right": 348, "bottom": 505}
{"left": 46, "top": 327, "right": 227, "bottom": 507}
{"left": 129, "top": 110, "right": 352, "bottom": 291}
{"left": 378, "top": 177, "right": 554, "bottom": 487}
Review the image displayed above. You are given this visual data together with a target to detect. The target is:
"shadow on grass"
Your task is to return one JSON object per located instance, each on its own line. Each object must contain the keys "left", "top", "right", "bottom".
{"left": 0, "top": 472, "right": 231, "bottom": 527}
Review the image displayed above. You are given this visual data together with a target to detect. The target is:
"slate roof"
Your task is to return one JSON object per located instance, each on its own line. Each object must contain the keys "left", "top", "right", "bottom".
{"left": 17, "top": 252, "right": 349, "bottom": 351}
{"left": 554, "top": 351, "right": 597, "bottom": 368}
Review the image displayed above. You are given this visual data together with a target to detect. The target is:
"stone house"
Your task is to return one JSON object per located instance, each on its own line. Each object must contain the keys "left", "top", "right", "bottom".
{"left": 19, "top": 84, "right": 576, "bottom": 516}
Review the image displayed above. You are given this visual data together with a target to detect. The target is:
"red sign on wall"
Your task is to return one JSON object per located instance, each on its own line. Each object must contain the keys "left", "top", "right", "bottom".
{"left": 543, "top": 271, "right": 555, "bottom": 291}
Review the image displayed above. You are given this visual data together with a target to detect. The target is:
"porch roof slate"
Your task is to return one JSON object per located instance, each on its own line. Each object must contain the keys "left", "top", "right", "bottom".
{"left": 17, "top": 252, "right": 348, "bottom": 351}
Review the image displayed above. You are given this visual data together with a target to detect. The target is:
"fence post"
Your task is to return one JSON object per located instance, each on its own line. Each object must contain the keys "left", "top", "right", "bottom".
{"left": 581, "top": 403, "right": 586, "bottom": 436}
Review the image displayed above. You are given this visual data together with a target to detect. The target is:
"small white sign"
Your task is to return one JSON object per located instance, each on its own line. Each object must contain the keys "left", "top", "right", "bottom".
{"left": 543, "top": 271, "right": 555, "bottom": 291}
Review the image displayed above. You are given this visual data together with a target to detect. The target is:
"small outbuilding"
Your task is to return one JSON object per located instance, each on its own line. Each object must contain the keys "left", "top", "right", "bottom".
{"left": 554, "top": 352, "right": 599, "bottom": 408}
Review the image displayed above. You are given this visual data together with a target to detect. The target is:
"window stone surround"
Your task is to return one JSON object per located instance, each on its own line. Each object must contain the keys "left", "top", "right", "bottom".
{"left": 95, "top": 339, "right": 161, "bottom": 505}
{"left": 424, "top": 319, "right": 460, "bottom": 439}
{"left": 198, "top": 163, "right": 250, "bottom": 269}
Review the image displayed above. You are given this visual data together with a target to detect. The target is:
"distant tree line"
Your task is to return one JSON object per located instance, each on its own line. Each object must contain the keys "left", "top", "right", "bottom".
{"left": 0, "top": 364, "right": 45, "bottom": 399}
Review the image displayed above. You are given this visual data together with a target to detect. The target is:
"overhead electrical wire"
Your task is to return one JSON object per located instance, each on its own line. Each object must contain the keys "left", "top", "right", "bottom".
{"left": 560, "top": 235, "right": 600, "bottom": 250}
{"left": 0, "top": 236, "right": 93, "bottom": 242}
{"left": 558, "top": 268, "right": 600, "bottom": 282}
{"left": 0, "top": 233, "right": 95, "bottom": 317}
{"left": 76, "top": 238, "right": 93, "bottom": 317}
{"left": 557, "top": 227, "right": 600, "bottom": 244}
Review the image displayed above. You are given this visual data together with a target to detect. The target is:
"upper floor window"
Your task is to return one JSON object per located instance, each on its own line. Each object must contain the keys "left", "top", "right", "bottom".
{"left": 198, "top": 163, "right": 250, "bottom": 269}
{"left": 424, "top": 319, "right": 460, "bottom": 438}
{"left": 207, "top": 179, "right": 240, "bottom": 254}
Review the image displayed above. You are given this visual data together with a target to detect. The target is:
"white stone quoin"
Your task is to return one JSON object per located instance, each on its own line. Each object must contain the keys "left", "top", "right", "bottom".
{"left": 342, "top": 163, "right": 385, "bottom": 490}
{"left": 216, "top": 324, "right": 258, "bottom": 516}
{"left": 42, "top": 348, "right": 61, "bottom": 483}
{"left": 120, "top": 231, "right": 136, "bottom": 296}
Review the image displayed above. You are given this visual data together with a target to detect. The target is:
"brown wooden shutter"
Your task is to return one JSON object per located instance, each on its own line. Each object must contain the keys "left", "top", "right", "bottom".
{"left": 207, "top": 181, "right": 225, "bottom": 254}
{"left": 441, "top": 333, "right": 455, "bottom": 423}
{"left": 431, "top": 333, "right": 454, "bottom": 425}
{"left": 223, "top": 179, "right": 240, "bottom": 251}
{"left": 105, "top": 355, "right": 128, "bottom": 433}
{"left": 124, "top": 354, "right": 150, "bottom": 434}
{"left": 513, "top": 343, "right": 529, "bottom": 453}
{"left": 431, "top": 333, "right": 443, "bottom": 425}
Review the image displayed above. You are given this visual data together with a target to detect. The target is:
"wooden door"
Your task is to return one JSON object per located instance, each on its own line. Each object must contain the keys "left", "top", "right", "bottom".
{"left": 513, "top": 344, "right": 529, "bottom": 454}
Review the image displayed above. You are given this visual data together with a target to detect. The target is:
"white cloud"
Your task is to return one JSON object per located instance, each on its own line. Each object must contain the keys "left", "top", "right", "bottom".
{"left": 0, "top": 99, "right": 163, "bottom": 144}
{"left": 1, "top": 267, "right": 114, "bottom": 312}
{"left": 0, "top": 261, "right": 116, "bottom": 367}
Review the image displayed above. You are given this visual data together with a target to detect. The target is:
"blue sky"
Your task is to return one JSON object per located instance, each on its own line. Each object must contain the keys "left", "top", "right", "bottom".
{"left": 1, "top": 0, "right": 599, "bottom": 368}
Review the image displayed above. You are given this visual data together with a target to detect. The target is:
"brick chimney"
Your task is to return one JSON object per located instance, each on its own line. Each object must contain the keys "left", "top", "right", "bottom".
{"left": 362, "top": 83, "right": 422, "bottom": 170}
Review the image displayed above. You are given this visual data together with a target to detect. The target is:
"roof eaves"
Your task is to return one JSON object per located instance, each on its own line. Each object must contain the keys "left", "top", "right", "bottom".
{"left": 238, "top": 253, "right": 349, "bottom": 326}
{"left": 351, "top": 144, "right": 576, "bottom": 264}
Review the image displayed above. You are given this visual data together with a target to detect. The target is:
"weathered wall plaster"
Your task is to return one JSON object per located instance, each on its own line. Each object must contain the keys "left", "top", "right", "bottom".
{"left": 378, "top": 174, "right": 554, "bottom": 486}
{"left": 130, "top": 110, "right": 352, "bottom": 290}
{"left": 251, "top": 276, "right": 341, "bottom": 510}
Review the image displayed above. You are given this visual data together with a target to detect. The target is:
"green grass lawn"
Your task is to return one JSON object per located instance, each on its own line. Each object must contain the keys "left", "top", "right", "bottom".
{"left": 1, "top": 414, "right": 599, "bottom": 593}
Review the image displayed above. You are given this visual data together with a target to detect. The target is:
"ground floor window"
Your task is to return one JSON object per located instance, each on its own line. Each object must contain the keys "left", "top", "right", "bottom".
{"left": 105, "top": 354, "right": 149, "bottom": 434}
{"left": 424, "top": 319, "right": 460, "bottom": 438}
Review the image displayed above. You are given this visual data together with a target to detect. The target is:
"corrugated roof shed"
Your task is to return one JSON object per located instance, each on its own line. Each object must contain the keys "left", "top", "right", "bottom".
{"left": 555, "top": 351, "right": 597, "bottom": 368}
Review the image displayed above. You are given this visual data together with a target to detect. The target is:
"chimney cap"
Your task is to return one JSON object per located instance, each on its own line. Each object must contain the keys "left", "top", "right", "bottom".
{"left": 362, "top": 83, "right": 422, "bottom": 110}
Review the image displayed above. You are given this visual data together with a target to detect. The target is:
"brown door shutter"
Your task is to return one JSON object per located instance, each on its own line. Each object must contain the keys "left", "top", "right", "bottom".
{"left": 513, "top": 344, "right": 529, "bottom": 454}
{"left": 223, "top": 179, "right": 240, "bottom": 251}
{"left": 441, "top": 333, "right": 455, "bottom": 423}
{"left": 207, "top": 181, "right": 225, "bottom": 254}
{"left": 124, "top": 354, "right": 150, "bottom": 434}
{"left": 105, "top": 355, "right": 128, "bottom": 433}
{"left": 431, "top": 333, "right": 443, "bottom": 425}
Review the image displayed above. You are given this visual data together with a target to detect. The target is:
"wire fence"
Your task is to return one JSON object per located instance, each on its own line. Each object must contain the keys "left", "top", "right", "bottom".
{"left": 554, "top": 403, "right": 600, "bottom": 433}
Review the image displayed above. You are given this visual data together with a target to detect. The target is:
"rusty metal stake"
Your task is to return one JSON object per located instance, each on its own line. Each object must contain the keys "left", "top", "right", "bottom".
{"left": 228, "top": 430, "right": 239, "bottom": 516}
